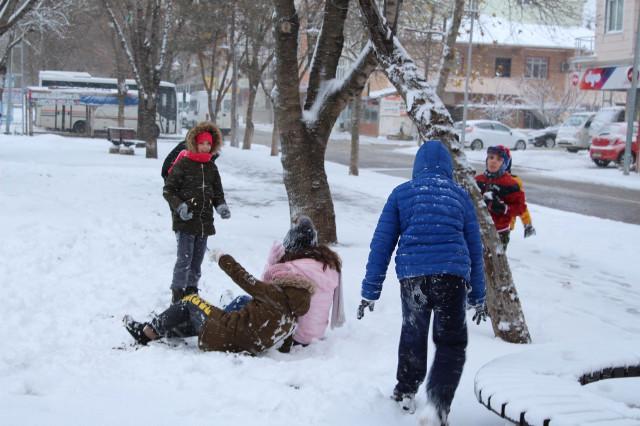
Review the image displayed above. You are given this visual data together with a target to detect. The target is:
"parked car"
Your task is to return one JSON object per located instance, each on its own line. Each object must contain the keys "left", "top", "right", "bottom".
{"left": 527, "top": 125, "right": 559, "bottom": 148}
{"left": 556, "top": 112, "right": 595, "bottom": 152}
{"left": 589, "top": 122, "right": 638, "bottom": 167}
{"left": 453, "top": 120, "right": 528, "bottom": 151}
{"left": 589, "top": 106, "right": 625, "bottom": 139}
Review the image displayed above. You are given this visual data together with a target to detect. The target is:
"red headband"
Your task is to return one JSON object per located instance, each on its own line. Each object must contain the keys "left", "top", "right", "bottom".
{"left": 195, "top": 132, "right": 213, "bottom": 145}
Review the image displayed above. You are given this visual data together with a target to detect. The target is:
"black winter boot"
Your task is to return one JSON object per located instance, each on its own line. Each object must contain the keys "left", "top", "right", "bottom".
{"left": 123, "top": 315, "right": 152, "bottom": 345}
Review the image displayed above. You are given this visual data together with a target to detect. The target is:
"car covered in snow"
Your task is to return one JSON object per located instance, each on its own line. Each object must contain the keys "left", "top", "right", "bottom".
{"left": 556, "top": 112, "right": 595, "bottom": 152}
{"left": 527, "top": 125, "right": 559, "bottom": 148}
{"left": 453, "top": 120, "right": 528, "bottom": 151}
{"left": 589, "top": 122, "right": 638, "bottom": 167}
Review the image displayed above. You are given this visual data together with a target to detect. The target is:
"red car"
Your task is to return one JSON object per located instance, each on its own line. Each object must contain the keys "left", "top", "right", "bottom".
{"left": 589, "top": 122, "right": 639, "bottom": 167}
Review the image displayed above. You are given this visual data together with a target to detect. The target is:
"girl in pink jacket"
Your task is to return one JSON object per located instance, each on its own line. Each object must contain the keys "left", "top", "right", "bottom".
{"left": 223, "top": 216, "right": 345, "bottom": 346}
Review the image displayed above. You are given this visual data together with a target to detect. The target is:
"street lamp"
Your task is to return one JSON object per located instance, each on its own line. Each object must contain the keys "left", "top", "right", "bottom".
{"left": 460, "top": 0, "right": 479, "bottom": 147}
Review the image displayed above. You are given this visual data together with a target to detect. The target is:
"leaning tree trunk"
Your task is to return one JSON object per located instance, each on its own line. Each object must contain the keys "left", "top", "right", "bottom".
{"left": 242, "top": 82, "right": 258, "bottom": 150}
{"left": 270, "top": 117, "right": 279, "bottom": 156}
{"left": 349, "top": 95, "right": 361, "bottom": 176}
{"left": 358, "top": 0, "right": 531, "bottom": 344}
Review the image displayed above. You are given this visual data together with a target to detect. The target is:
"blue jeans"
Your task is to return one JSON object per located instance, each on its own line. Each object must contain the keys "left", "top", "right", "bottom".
{"left": 171, "top": 232, "right": 208, "bottom": 290}
{"left": 151, "top": 294, "right": 219, "bottom": 337}
{"left": 224, "top": 295, "right": 252, "bottom": 312}
{"left": 395, "top": 274, "right": 468, "bottom": 416}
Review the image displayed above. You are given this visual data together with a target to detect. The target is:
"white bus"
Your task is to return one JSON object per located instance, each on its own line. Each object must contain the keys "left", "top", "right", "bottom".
{"left": 37, "top": 70, "right": 178, "bottom": 135}
{"left": 182, "top": 90, "right": 231, "bottom": 134}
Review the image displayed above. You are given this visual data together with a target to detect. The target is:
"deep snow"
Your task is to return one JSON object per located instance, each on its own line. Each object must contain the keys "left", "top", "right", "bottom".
{"left": 1, "top": 134, "right": 639, "bottom": 425}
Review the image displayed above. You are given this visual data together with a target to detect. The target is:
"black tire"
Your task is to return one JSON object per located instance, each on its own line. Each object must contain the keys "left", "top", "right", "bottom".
{"left": 153, "top": 124, "right": 161, "bottom": 138}
{"left": 617, "top": 152, "right": 637, "bottom": 165}
{"left": 515, "top": 140, "right": 526, "bottom": 150}
{"left": 567, "top": 147, "right": 579, "bottom": 153}
{"left": 545, "top": 137, "right": 555, "bottom": 148}
{"left": 471, "top": 139, "right": 483, "bottom": 150}
{"left": 72, "top": 120, "right": 86, "bottom": 133}
{"left": 593, "top": 159, "right": 611, "bottom": 167}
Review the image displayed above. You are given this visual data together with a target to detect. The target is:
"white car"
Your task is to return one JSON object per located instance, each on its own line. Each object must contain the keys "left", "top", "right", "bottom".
{"left": 556, "top": 112, "right": 595, "bottom": 152}
{"left": 454, "top": 120, "right": 528, "bottom": 151}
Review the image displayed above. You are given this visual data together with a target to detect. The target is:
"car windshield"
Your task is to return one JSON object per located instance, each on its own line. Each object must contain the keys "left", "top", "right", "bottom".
{"left": 600, "top": 122, "right": 639, "bottom": 136}
{"left": 562, "top": 114, "right": 589, "bottom": 127}
{"left": 591, "top": 109, "right": 623, "bottom": 130}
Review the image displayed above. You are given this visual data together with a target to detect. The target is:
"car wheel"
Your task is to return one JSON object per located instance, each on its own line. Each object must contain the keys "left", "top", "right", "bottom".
{"left": 617, "top": 152, "right": 637, "bottom": 165}
{"left": 567, "top": 147, "right": 579, "bottom": 153}
{"left": 593, "top": 159, "right": 611, "bottom": 167}
{"left": 515, "top": 140, "right": 526, "bottom": 150}
{"left": 471, "top": 139, "right": 483, "bottom": 150}
{"left": 153, "top": 124, "right": 161, "bottom": 138}
{"left": 72, "top": 120, "right": 86, "bottom": 133}
{"left": 545, "top": 137, "right": 555, "bottom": 148}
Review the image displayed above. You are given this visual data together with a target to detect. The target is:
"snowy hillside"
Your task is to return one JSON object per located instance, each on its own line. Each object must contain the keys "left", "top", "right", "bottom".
{"left": 1, "top": 134, "right": 639, "bottom": 425}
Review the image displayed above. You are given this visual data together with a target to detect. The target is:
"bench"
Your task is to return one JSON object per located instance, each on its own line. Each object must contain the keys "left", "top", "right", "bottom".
{"left": 107, "top": 127, "right": 145, "bottom": 155}
{"left": 474, "top": 341, "right": 640, "bottom": 425}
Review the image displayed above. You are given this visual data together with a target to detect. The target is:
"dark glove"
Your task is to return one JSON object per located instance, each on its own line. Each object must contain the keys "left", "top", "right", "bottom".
{"left": 176, "top": 202, "right": 193, "bottom": 221}
{"left": 488, "top": 198, "right": 507, "bottom": 215}
{"left": 471, "top": 303, "right": 488, "bottom": 325}
{"left": 357, "top": 299, "right": 375, "bottom": 320}
{"left": 524, "top": 224, "right": 536, "bottom": 238}
{"left": 216, "top": 203, "right": 231, "bottom": 219}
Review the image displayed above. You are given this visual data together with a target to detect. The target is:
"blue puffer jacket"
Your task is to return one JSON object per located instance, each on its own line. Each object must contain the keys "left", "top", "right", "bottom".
{"left": 361, "top": 140, "right": 485, "bottom": 305}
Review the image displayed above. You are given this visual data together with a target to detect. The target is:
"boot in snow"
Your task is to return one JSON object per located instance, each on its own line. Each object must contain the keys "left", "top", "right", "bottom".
{"left": 392, "top": 389, "right": 416, "bottom": 414}
{"left": 417, "top": 403, "right": 449, "bottom": 426}
{"left": 123, "top": 315, "right": 152, "bottom": 345}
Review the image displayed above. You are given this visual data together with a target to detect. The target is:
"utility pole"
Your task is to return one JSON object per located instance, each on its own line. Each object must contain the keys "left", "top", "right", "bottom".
{"left": 623, "top": 7, "right": 640, "bottom": 175}
{"left": 4, "top": 46, "right": 13, "bottom": 134}
{"left": 230, "top": 4, "right": 239, "bottom": 148}
{"left": 460, "top": 0, "right": 478, "bottom": 147}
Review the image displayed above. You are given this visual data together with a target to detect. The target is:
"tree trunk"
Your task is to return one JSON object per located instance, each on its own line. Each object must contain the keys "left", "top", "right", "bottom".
{"left": 270, "top": 116, "right": 279, "bottom": 156}
{"left": 242, "top": 83, "right": 257, "bottom": 150}
{"left": 280, "top": 128, "right": 337, "bottom": 243}
{"left": 116, "top": 76, "right": 126, "bottom": 127}
{"left": 358, "top": 0, "right": 531, "bottom": 344}
{"left": 138, "top": 96, "right": 158, "bottom": 158}
{"left": 436, "top": 0, "right": 465, "bottom": 99}
{"left": 230, "top": 5, "right": 239, "bottom": 147}
{"left": 349, "top": 95, "right": 361, "bottom": 176}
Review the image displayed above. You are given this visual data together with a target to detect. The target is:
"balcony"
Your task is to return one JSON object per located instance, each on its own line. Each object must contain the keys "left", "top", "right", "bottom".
{"left": 573, "top": 36, "right": 596, "bottom": 63}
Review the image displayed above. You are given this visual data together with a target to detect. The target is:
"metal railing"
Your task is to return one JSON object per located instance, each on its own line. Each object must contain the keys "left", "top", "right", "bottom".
{"left": 574, "top": 36, "right": 595, "bottom": 58}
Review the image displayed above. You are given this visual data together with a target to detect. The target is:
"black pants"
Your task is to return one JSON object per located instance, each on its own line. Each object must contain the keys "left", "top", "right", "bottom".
{"left": 151, "top": 294, "right": 218, "bottom": 337}
{"left": 395, "top": 274, "right": 468, "bottom": 416}
{"left": 499, "top": 230, "right": 510, "bottom": 250}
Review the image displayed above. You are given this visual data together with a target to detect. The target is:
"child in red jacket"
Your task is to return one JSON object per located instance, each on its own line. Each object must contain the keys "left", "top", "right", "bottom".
{"left": 475, "top": 145, "right": 527, "bottom": 249}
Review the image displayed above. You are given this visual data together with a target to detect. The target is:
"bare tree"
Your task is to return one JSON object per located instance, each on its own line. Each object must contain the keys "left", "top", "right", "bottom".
{"left": 239, "top": 0, "right": 273, "bottom": 150}
{"left": 102, "top": 0, "right": 174, "bottom": 159}
{"left": 272, "top": 0, "right": 385, "bottom": 243}
{"left": 0, "top": 0, "right": 40, "bottom": 37}
{"left": 519, "top": 78, "right": 585, "bottom": 126}
{"left": 357, "top": 0, "right": 531, "bottom": 344}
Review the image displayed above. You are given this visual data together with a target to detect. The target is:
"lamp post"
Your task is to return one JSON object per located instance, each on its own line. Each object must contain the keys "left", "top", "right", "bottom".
{"left": 623, "top": 7, "right": 640, "bottom": 175}
{"left": 460, "top": 0, "right": 478, "bottom": 147}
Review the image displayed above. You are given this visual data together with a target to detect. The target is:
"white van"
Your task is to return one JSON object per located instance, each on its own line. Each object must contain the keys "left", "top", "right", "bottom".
{"left": 556, "top": 112, "right": 595, "bottom": 152}
{"left": 183, "top": 90, "right": 231, "bottom": 134}
{"left": 588, "top": 106, "right": 625, "bottom": 139}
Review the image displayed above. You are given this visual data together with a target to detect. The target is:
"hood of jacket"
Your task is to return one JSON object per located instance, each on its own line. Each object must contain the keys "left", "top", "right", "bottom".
{"left": 412, "top": 140, "right": 453, "bottom": 179}
{"left": 272, "top": 274, "right": 315, "bottom": 317}
{"left": 185, "top": 121, "right": 223, "bottom": 153}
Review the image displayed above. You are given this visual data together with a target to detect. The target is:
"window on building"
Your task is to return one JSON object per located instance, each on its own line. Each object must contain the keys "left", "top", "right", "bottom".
{"left": 495, "top": 57, "right": 512, "bottom": 77}
{"left": 525, "top": 56, "right": 548, "bottom": 79}
{"left": 605, "top": 0, "right": 624, "bottom": 33}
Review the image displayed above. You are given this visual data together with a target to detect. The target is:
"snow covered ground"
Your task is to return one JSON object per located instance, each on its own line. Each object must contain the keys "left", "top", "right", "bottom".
{"left": 394, "top": 145, "right": 640, "bottom": 190}
{"left": 1, "top": 134, "right": 640, "bottom": 425}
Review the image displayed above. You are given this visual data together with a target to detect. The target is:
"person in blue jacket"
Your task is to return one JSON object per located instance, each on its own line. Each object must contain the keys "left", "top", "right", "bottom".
{"left": 357, "top": 140, "right": 486, "bottom": 424}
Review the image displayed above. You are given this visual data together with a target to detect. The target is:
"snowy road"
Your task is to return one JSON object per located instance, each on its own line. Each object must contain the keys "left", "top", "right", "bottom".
{"left": 250, "top": 129, "right": 640, "bottom": 225}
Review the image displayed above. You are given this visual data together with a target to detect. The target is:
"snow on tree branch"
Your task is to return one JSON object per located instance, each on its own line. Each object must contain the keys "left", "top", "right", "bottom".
{"left": 155, "top": 0, "right": 173, "bottom": 73}
{"left": 0, "top": 0, "right": 39, "bottom": 37}
{"left": 102, "top": 0, "right": 144, "bottom": 96}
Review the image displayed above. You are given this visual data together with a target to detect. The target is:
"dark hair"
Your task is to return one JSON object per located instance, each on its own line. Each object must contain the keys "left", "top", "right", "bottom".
{"left": 278, "top": 245, "right": 342, "bottom": 273}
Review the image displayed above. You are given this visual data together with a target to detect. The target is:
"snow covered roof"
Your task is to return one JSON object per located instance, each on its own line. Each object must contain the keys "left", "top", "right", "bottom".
{"left": 457, "top": 14, "right": 594, "bottom": 50}
{"left": 368, "top": 87, "right": 398, "bottom": 99}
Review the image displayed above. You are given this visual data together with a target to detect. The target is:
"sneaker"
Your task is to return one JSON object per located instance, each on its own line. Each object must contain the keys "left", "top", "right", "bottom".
{"left": 123, "top": 315, "right": 151, "bottom": 345}
{"left": 391, "top": 389, "right": 416, "bottom": 414}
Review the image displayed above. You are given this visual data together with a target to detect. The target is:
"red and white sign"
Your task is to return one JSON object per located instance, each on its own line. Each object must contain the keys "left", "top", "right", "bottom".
{"left": 577, "top": 66, "right": 638, "bottom": 91}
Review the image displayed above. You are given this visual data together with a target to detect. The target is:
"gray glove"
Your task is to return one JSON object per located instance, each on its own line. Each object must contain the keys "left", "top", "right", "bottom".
{"left": 216, "top": 203, "right": 231, "bottom": 219}
{"left": 357, "top": 299, "right": 375, "bottom": 320}
{"left": 471, "top": 303, "right": 488, "bottom": 325}
{"left": 176, "top": 202, "right": 193, "bottom": 221}
{"left": 524, "top": 224, "right": 536, "bottom": 238}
